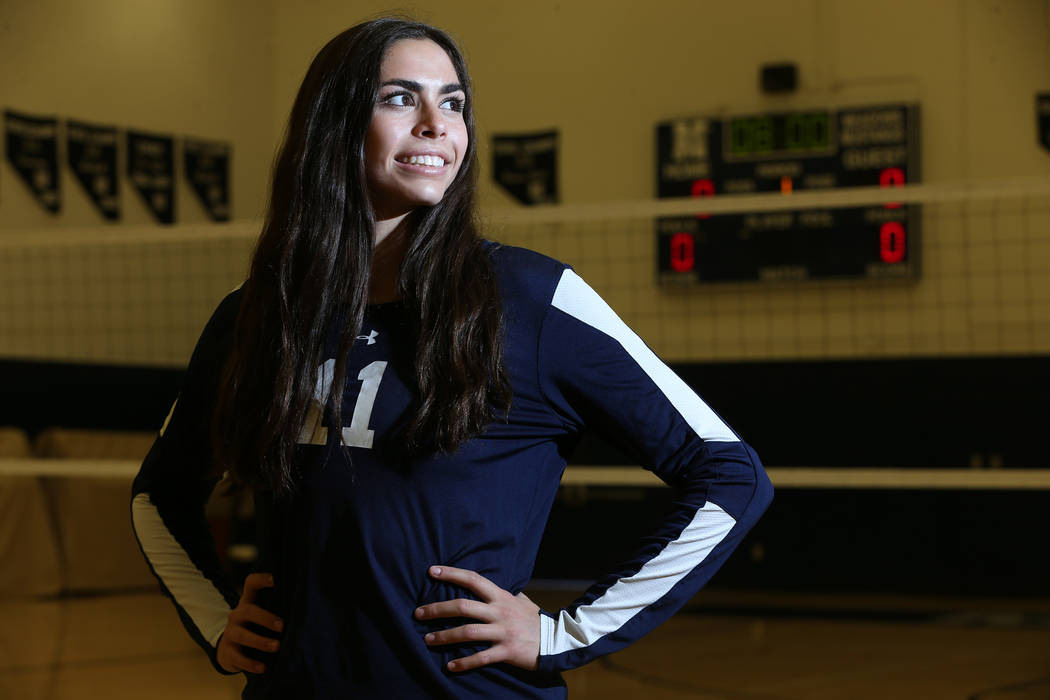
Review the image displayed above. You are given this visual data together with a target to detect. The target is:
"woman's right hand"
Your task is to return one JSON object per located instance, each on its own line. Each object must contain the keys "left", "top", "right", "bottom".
{"left": 217, "top": 572, "right": 284, "bottom": 674}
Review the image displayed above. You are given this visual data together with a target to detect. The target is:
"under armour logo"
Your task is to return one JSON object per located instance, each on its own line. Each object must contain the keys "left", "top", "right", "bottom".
{"left": 356, "top": 330, "right": 379, "bottom": 345}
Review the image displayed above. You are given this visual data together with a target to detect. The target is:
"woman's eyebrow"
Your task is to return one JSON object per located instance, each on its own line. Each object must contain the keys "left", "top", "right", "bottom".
{"left": 381, "top": 79, "right": 464, "bottom": 94}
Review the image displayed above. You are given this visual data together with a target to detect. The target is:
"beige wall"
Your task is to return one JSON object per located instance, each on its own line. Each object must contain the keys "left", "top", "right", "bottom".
{"left": 0, "top": 0, "right": 275, "bottom": 228}
{"left": 271, "top": 0, "right": 1050, "bottom": 209}
{"left": 1, "top": 1, "right": 1047, "bottom": 227}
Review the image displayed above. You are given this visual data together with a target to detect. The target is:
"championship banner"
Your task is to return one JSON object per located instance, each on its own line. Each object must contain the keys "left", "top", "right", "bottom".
{"left": 127, "top": 129, "right": 175, "bottom": 224}
{"left": 491, "top": 130, "right": 558, "bottom": 205}
{"left": 1038, "top": 93, "right": 1050, "bottom": 154}
{"left": 184, "top": 138, "right": 230, "bottom": 221}
{"left": 67, "top": 120, "right": 119, "bottom": 221}
{"left": 5, "top": 110, "right": 60, "bottom": 214}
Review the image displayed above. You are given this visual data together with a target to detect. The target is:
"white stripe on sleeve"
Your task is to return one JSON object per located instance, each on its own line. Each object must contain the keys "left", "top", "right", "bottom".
{"left": 131, "top": 493, "right": 231, "bottom": 646}
{"left": 159, "top": 399, "right": 177, "bottom": 437}
{"left": 550, "top": 269, "right": 738, "bottom": 443}
{"left": 539, "top": 500, "right": 736, "bottom": 656}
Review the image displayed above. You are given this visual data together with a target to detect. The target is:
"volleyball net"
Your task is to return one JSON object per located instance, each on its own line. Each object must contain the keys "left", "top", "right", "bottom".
{"left": 487, "top": 177, "right": 1050, "bottom": 362}
{"left": 1, "top": 176, "right": 1048, "bottom": 368}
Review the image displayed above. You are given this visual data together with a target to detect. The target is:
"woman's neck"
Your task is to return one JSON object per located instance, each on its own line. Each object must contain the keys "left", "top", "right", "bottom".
{"left": 369, "top": 213, "right": 411, "bottom": 304}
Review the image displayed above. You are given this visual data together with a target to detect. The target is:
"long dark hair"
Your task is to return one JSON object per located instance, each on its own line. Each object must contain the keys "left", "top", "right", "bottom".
{"left": 213, "top": 17, "right": 510, "bottom": 495}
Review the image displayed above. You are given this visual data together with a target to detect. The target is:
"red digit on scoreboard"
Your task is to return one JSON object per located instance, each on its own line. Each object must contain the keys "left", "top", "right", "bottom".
{"left": 879, "top": 221, "right": 906, "bottom": 263}
{"left": 880, "top": 167, "right": 905, "bottom": 209}
{"left": 691, "top": 178, "right": 714, "bottom": 219}
{"left": 670, "top": 232, "right": 695, "bottom": 272}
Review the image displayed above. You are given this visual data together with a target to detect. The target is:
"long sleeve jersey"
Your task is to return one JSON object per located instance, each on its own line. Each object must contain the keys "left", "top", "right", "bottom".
{"left": 131, "top": 243, "right": 773, "bottom": 699}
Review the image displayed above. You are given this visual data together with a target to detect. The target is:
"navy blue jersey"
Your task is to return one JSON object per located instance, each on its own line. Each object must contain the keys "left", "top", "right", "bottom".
{"left": 131, "top": 243, "right": 772, "bottom": 699}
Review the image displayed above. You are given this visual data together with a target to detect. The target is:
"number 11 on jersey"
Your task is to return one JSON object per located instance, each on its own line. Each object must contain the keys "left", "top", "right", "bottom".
{"left": 298, "top": 360, "right": 389, "bottom": 449}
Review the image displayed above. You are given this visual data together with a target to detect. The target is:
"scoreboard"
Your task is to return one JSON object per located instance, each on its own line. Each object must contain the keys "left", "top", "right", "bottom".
{"left": 655, "top": 103, "right": 920, "bottom": 284}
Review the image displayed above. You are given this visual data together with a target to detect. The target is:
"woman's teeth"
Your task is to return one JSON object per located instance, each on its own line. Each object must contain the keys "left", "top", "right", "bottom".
{"left": 399, "top": 155, "right": 445, "bottom": 167}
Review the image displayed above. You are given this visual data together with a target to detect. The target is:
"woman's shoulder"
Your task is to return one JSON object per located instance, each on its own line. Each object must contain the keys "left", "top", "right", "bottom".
{"left": 483, "top": 241, "right": 570, "bottom": 307}
{"left": 204, "top": 284, "right": 245, "bottom": 335}
{"left": 187, "top": 284, "right": 245, "bottom": 363}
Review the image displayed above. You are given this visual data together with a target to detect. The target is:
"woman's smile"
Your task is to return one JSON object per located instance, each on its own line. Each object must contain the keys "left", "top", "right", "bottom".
{"left": 392, "top": 152, "right": 445, "bottom": 167}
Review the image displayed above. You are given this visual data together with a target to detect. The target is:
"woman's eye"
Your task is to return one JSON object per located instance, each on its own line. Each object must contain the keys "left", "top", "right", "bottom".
{"left": 441, "top": 96, "right": 465, "bottom": 112}
{"left": 382, "top": 92, "right": 413, "bottom": 106}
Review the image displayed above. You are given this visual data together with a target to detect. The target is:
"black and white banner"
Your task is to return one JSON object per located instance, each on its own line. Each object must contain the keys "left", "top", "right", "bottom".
{"left": 492, "top": 130, "right": 558, "bottom": 205}
{"left": 5, "top": 110, "right": 60, "bottom": 213}
{"left": 67, "top": 120, "right": 119, "bottom": 221}
{"left": 1038, "top": 93, "right": 1050, "bottom": 154}
{"left": 184, "top": 138, "right": 230, "bottom": 221}
{"left": 127, "top": 130, "right": 175, "bottom": 224}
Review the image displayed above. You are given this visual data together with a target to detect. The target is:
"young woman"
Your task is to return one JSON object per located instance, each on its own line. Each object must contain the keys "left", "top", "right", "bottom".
{"left": 131, "top": 17, "right": 772, "bottom": 699}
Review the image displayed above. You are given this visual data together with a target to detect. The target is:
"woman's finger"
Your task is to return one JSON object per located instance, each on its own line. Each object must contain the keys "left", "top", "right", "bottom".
{"left": 227, "top": 624, "right": 281, "bottom": 653}
{"left": 446, "top": 647, "right": 502, "bottom": 673}
{"left": 428, "top": 565, "right": 502, "bottom": 601}
{"left": 423, "top": 623, "right": 490, "bottom": 646}
{"left": 415, "top": 598, "right": 493, "bottom": 622}
{"left": 241, "top": 572, "right": 275, "bottom": 602}
{"left": 241, "top": 603, "right": 285, "bottom": 633}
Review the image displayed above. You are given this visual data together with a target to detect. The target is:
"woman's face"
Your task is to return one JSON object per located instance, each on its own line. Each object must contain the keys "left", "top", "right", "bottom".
{"left": 364, "top": 39, "right": 469, "bottom": 221}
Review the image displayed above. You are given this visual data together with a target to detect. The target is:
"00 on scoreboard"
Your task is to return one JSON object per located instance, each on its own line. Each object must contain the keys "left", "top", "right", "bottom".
{"left": 655, "top": 103, "right": 920, "bottom": 284}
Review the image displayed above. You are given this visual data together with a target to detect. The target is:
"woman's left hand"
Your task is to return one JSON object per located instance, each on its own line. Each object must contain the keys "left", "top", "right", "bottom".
{"left": 415, "top": 565, "right": 540, "bottom": 672}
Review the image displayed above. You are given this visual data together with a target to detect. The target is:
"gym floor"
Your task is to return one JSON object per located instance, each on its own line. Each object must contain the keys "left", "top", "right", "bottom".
{"left": 4, "top": 588, "right": 1048, "bottom": 699}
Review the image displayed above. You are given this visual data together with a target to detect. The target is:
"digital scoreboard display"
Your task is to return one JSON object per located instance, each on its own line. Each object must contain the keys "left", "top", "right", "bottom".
{"left": 655, "top": 104, "right": 920, "bottom": 284}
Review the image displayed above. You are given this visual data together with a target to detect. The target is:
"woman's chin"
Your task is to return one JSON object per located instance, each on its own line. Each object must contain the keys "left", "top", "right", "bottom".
{"left": 373, "top": 192, "right": 450, "bottom": 221}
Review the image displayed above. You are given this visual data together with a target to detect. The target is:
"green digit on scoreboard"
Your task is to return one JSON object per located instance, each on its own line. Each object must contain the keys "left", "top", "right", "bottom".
{"left": 785, "top": 112, "right": 830, "bottom": 152}
{"left": 754, "top": 116, "right": 773, "bottom": 153}
{"left": 730, "top": 118, "right": 750, "bottom": 156}
{"left": 808, "top": 111, "right": 829, "bottom": 150}
{"left": 731, "top": 116, "right": 775, "bottom": 156}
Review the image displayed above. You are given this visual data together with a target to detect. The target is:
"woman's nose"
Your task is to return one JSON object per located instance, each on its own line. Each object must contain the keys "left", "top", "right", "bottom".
{"left": 413, "top": 102, "right": 447, "bottom": 139}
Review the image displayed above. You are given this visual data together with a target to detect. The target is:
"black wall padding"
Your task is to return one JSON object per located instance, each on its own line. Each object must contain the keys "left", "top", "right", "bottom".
{"left": 573, "top": 355, "right": 1050, "bottom": 469}
{"left": 1, "top": 359, "right": 182, "bottom": 437}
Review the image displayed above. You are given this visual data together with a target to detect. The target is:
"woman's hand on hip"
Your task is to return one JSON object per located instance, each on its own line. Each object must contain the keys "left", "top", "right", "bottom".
{"left": 415, "top": 565, "right": 540, "bottom": 672}
{"left": 216, "top": 572, "right": 283, "bottom": 674}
